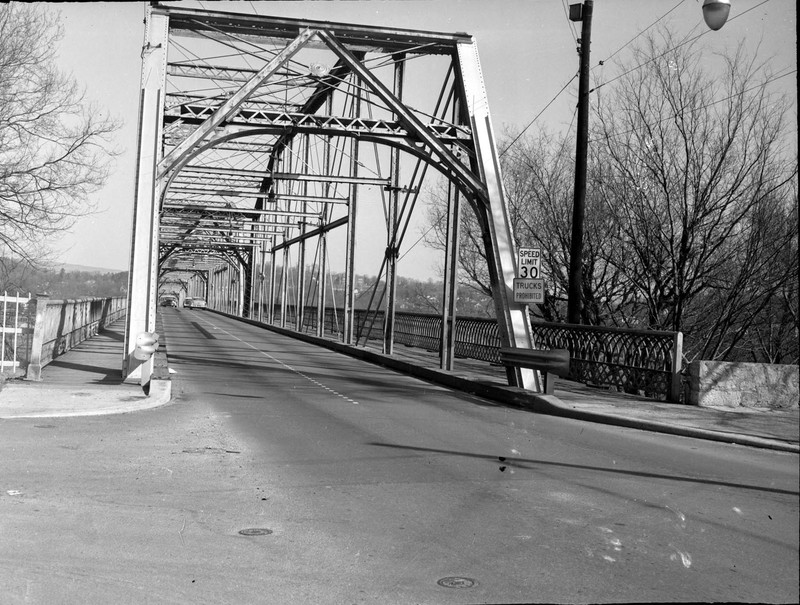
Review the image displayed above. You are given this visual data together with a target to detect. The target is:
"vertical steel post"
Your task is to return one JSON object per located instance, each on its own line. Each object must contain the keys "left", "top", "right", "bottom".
{"left": 297, "top": 134, "right": 310, "bottom": 332}
{"left": 268, "top": 250, "right": 277, "bottom": 324}
{"left": 343, "top": 83, "right": 361, "bottom": 345}
{"left": 317, "top": 96, "right": 333, "bottom": 338}
{"left": 124, "top": 7, "right": 168, "bottom": 383}
{"left": 258, "top": 247, "right": 267, "bottom": 322}
{"left": 238, "top": 262, "right": 246, "bottom": 316}
{"left": 383, "top": 56, "right": 405, "bottom": 355}
{"left": 317, "top": 232, "right": 327, "bottom": 338}
{"left": 440, "top": 182, "right": 461, "bottom": 371}
{"left": 280, "top": 247, "right": 289, "bottom": 328}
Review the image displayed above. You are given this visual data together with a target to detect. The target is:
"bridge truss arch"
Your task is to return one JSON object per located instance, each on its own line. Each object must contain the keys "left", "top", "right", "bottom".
{"left": 125, "top": 3, "right": 537, "bottom": 389}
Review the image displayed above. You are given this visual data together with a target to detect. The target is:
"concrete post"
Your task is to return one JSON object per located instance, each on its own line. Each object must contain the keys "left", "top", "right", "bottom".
{"left": 669, "top": 332, "right": 684, "bottom": 403}
{"left": 25, "top": 295, "right": 49, "bottom": 381}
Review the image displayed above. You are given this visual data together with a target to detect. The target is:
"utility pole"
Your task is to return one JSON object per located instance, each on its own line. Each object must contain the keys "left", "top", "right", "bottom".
{"left": 567, "top": 0, "right": 593, "bottom": 324}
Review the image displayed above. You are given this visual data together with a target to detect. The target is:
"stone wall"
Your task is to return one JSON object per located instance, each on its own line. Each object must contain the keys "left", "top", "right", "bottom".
{"left": 688, "top": 361, "right": 799, "bottom": 409}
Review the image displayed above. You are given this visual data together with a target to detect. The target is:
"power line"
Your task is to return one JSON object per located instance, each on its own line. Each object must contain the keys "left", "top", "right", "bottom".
{"left": 592, "top": 0, "right": 689, "bottom": 71}
{"left": 498, "top": 0, "right": 581, "bottom": 158}
{"left": 499, "top": 73, "right": 578, "bottom": 158}
{"left": 593, "top": 0, "right": 775, "bottom": 94}
{"left": 501, "top": 0, "right": 690, "bottom": 157}
{"left": 588, "top": 68, "right": 797, "bottom": 144}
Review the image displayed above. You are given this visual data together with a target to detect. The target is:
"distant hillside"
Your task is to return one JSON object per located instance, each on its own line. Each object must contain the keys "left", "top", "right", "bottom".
{"left": 55, "top": 263, "right": 127, "bottom": 275}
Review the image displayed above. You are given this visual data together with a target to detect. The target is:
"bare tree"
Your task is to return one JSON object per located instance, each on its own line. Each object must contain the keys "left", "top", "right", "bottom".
{"left": 423, "top": 26, "right": 797, "bottom": 362}
{"left": 424, "top": 128, "right": 625, "bottom": 323}
{"left": 592, "top": 27, "right": 798, "bottom": 360}
{"left": 501, "top": 127, "right": 636, "bottom": 324}
{"left": 0, "top": 3, "right": 118, "bottom": 274}
{"left": 423, "top": 178, "right": 494, "bottom": 302}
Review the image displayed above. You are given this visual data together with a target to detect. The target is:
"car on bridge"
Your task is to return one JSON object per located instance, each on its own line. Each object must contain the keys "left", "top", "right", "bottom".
{"left": 183, "top": 297, "right": 207, "bottom": 310}
{"left": 160, "top": 296, "right": 177, "bottom": 307}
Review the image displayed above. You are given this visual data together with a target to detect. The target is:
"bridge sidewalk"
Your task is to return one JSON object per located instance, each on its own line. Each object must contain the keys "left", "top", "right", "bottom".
{"left": 0, "top": 318, "right": 170, "bottom": 419}
{"left": 357, "top": 341, "right": 799, "bottom": 453}
{"left": 1, "top": 316, "right": 797, "bottom": 453}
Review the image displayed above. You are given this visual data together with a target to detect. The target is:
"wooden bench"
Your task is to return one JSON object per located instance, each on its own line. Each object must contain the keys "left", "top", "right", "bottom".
{"left": 499, "top": 347, "right": 570, "bottom": 395}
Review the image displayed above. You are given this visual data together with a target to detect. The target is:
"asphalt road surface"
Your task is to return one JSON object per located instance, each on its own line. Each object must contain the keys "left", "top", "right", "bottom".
{"left": 1, "top": 307, "right": 797, "bottom": 604}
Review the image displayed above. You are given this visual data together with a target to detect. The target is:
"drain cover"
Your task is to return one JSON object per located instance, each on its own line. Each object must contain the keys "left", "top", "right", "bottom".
{"left": 437, "top": 577, "right": 476, "bottom": 589}
{"left": 238, "top": 528, "right": 273, "bottom": 536}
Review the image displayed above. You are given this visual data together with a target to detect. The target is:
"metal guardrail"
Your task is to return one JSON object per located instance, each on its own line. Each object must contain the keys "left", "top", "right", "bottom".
{"left": 262, "top": 304, "right": 683, "bottom": 401}
{"left": 499, "top": 347, "right": 570, "bottom": 394}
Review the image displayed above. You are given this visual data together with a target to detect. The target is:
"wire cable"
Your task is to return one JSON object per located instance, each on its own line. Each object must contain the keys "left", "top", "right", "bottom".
{"left": 592, "top": 0, "right": 689, "bottom": 71}
{"left": 589, "top": 67, "right": 797, "bottom": 143}
{"left": 499, "top": 73, "right": 578, "bottom": 157}
{"left": 593, "top": 0, "right": 775, "bottom": 94}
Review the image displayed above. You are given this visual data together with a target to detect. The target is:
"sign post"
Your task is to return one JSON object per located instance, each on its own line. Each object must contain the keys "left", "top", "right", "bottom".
{"left": 514, "top": 248, "right": 544, "bottom": 304}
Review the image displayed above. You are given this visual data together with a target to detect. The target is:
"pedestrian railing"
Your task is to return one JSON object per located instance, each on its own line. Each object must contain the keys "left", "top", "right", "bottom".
{"left": 259, "top": 304, "right": 683, "bottom": 401}
{"left": 528, "top": 321, "right": 683, "bottom": 402}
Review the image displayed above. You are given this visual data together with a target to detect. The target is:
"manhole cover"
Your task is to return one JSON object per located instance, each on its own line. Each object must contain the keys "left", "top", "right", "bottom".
{"left": 34, "top": 424, "right": 56, "bottom": 429}
{"left": 437, "top": 577, "right": 476, "bottom": 589}
{"left": 238, "top": 528, "right": 273, "bottom": 536}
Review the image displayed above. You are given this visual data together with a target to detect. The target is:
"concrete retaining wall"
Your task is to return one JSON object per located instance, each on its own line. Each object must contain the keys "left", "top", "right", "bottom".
{"left": 689, "top": 361, "right": 799, "bottom": 409}
{"left": 26, "top": 296, "right": 127, "bottom": 380}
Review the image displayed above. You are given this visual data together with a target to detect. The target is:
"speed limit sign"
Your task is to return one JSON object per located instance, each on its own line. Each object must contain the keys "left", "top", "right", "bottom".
{"left": 518, "top": 248, "right": 541, "bottom": 279}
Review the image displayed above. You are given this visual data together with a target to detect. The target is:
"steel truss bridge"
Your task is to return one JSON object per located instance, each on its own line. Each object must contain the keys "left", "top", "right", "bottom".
{"left": 125, "top": 3, "right": 538, "bottom": 389}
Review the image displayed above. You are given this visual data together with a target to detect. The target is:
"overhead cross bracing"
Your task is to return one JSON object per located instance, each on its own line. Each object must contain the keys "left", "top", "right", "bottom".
{"left": 126, "top": 3, "right": 537, "bottom": 390}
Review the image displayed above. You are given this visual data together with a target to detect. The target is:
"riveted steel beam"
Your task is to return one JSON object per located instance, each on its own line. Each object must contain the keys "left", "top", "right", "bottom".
{"left": 158, "top": 5, "right": 471, "bottom": 54}
{"left": 158, "top": 27, "right": 318, "bottom": 180}
{"left": 161, "top": 203, "right": 321, "bottom": 219}
{"left": 316, "top": 30, "right": 487, "bottom": 202}
{"left": 179, "top": 165, "right": 391, "bottom": 187}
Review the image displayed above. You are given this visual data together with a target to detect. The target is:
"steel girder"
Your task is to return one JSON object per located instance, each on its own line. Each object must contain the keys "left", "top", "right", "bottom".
{"left": 126, "top": 3, "right": 536, "bottom": 388}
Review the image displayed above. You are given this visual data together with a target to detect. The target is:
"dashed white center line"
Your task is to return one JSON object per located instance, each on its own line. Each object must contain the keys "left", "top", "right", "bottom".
{"left": 195, "top": 316, "right": 360, "bottom": 405}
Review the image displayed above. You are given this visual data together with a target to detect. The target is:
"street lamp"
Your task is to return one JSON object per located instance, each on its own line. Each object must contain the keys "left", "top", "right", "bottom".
{"left": 702, "top": 0, "right": 732, "bottom": 31}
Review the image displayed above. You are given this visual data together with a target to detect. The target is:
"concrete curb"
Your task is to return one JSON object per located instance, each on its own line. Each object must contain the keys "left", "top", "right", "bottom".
{"left": 529, "top": 395, "right": 800, "bottom": 454}
{"left": 144, "top": 378, "right": 172, "bottom": 408}
{"left": 212, "top": 310, "right": 799, "bottom": 454}
{"left": 0, "top": 383, "right": 172, "bottom": 419}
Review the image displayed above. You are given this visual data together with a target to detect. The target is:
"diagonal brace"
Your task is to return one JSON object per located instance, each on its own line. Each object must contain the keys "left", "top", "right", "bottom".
{"left": 158, "top": 27, "right": 318, "bottom": 179}
{"left": 316, "top": 30, "right": 487, "bottom": 203}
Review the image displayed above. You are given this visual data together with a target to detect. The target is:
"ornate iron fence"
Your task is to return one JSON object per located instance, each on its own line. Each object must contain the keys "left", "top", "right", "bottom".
{"left": 529, "top": 321, "right": 682, "bottom": 401}
{"left": 265, "top": 305, "right": 682, "bottom": 401}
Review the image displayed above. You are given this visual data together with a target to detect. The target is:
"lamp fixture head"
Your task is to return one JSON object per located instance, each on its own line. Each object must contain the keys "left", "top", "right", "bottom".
{"left": 702, "top": 0, "right": 731, "bottom": 31}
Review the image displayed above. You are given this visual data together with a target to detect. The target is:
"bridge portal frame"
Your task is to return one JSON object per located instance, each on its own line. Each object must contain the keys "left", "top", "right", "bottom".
{"left": 125, "top": 3, "right": 538, "bottom": 389}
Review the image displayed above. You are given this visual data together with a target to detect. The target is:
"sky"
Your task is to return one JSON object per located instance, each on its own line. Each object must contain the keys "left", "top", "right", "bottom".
{"left": 48, "top": 0, "right": 797, "bottom": 278}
